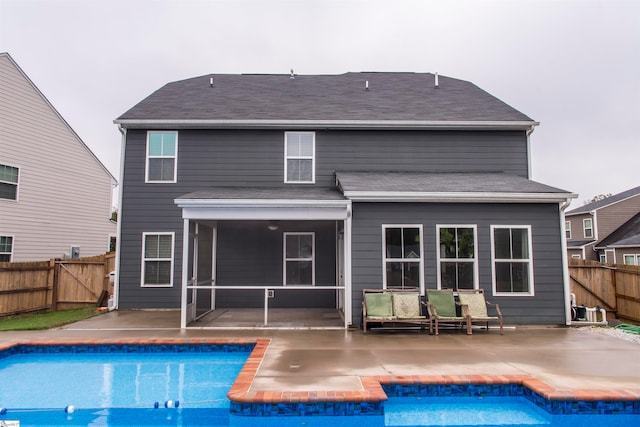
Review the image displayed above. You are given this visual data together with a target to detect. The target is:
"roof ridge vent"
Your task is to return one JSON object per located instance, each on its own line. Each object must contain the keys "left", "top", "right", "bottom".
{"left": 434, "top": 72, "right": 439, "bottom": 88}
{"left": 290, "top": 69, "right": 295, "bottom": 79}
{"left": 365, "top": 80, "right": 369, "bottom": 91}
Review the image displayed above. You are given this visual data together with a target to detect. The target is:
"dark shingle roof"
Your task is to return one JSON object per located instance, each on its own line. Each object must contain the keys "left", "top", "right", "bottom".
{"left": 567, "top": 240, "right": 596, "bottom": 248}
{"left": 177, "top": 186, "right": 346, "bottom": 201}
{"left": 596, "top": 213, "right": 640, "bottom": 248}
{"left": 336, "top": 172, "right": 570, "bottom": 195}
{"left": 567, "top": 186, "right": 640, "bottom": 215}
{"left": 117, "top": 72, "right": 534, "bottom": 124}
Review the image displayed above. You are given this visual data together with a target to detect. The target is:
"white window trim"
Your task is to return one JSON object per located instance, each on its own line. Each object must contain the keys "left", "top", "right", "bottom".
{"left": 565, "top": 221, "right": 571, "bottom": 239}
{"left": 381, "top": 224, "right": 425, "bottom": 294}
{"left": 145, "top": 131, "right": 178, "bottom": 184}
{"left": 0, "top": 234, "right": 14, "bottom": 262}
{"left": 0, "top": 163, "right": 20, "bottom": 202}
{"left": 622, "top": 254, "right": 640, "bottom": 265}
{"left": 436, "top": 224, "right": 479, "bottom": 290}
{"left": 284, "top": 131, "right": 315, "bottom": 184}
{"left": 283, "top": 232, "right": 315, "bottom": 286}
{"left": 490, "top": 225, "right": 535, "bottom": 296}
{"left": 583, "top": 218, "right": 593, "bottom": 239}
{"left": 140, "top": 232, "right": 175, "bottom": 287}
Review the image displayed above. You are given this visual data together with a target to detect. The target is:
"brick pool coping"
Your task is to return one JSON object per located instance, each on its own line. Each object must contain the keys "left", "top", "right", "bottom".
{"left": 2, "top": 338, "right": 640, "bottom": 404}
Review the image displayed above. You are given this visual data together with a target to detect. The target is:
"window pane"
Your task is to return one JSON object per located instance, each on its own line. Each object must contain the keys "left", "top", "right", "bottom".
{"left": 404, "top": 262, "right": 421, "bottom": 288}
{"left": 144, "top": 235, "right": 159, "bottom": 258}
{"left": 286, "top": 138, "right": 300, "bottom": 156}
{"left": 286, "top": 261, "right": 312, "bottom": 285}
{"left": 457, "top": 228, "right": 475, "bottom": 258}
{"left": 385, "top": 228, "right": 402, "bottom": 259}
{"left": 286, "top": 234, "right": 312, "bottom": 259}
{"left": 0, "top": 236, "right": 12, "bottom": 252}
{"left": 494, "top": 228, "right": 511, "bottom": 259}
{"left": 386, "top": 262, "right": 419, "bottom": 289}
{"left": 144, "top": 260, "right": 171, "bottom": 285}
{"left": 0, "top": 254, "right": 10, "bottom": 262}
{"left": 440, "top": 228, "right": 456, "bottom": 258}
{"left": 440, "top": 262, "right": 458, "bottom": 289}
{"left": 148, "top": 133, "right": 163, "bottom": 155}
{"left": 403, "top": 228, "right": 420, "bottom": 258}
{"left": 0, "top": 183, "right": 17, "bottom": 200}
{"left": 496, "top": 262, "right": 529, "bottom": 293}
{"left": 149, "top": 158, "right": 175, "bottom": 181}
{"left": 624, "top": 255, "right": 635, "bottom": 265}
{"left": 287, "top": 159, "right": 311, "bottom": 181}
{"left": 495, "top": 262, "right": 512, "bottom": 293}
{"left": 157, "top": 235, "right": 173, "bottom": 258}
{"left": 511, "top": 229, "right": 529, "bottom": 259}
{"left": 162, "top": 134, "right": 176, "bottom": 156}
{"left": 0, "top": 165, "right": 18, "bottom": 183}
{"left": 457, "top": 262, "right": 475, "bottom": 289}
{"left": 299, "top": 139, "right": 313, "bottom": 156}
{"left": 440, "top": 261, "right": 474, "bottom": 290}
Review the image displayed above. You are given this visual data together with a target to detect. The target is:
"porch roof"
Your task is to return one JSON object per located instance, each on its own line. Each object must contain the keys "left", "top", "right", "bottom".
{"left": 174, "top": 186, "right": 350, "bottom": 220}
{"left": 336, "top": 171, "right": 576, "bottom": 203}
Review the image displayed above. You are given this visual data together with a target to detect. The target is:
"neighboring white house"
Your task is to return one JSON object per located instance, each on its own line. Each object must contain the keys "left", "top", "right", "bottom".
{"left": 0, "top": 52, "right": 116, "bottom": 262}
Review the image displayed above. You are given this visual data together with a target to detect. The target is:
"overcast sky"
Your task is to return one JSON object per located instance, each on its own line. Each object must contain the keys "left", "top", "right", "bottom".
{"left": 1, "top": 0, "right": 638, "bottom": 206}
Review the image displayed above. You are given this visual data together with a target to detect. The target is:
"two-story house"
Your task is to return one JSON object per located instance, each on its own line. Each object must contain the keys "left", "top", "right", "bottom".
{"left": 565, "top": 186, "right": 640, "bottom": 262}
{"left": 114, "top": 72, "right": 576, "bottom": 329}
{"left": 0, "top": 52, "right": 116, "bottom": 262}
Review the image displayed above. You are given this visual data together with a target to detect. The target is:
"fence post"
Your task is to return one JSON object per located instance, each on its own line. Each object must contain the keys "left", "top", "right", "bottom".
{"left": 51, "top": 258, "right": 60, "bottom": 311}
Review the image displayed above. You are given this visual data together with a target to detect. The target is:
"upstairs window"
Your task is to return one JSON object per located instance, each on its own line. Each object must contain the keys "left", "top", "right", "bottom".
{"left": 491, "top": 226, "right": 534, "bottom": 295}
{"left": 565, "top": 221, "right": 571, "bottom": 239}
{"left": 0, "top": 236, "right": 13, "bottom": 262}
{"left": 146, "top": 132, "right": 177, "bottom": 183}
{"left": 383, "top": 225, "right": 424, "bottom": 291}
{"left": 583, "top": 218, "right": 593, "bottom": 239}
{"left": 0, "top": 164, "right": 19, "bottom": 200}
{"left": 437, "top": 225, "right": 478, "bottom": 290}
{"left": 284, "top": 132, "right": 315, "bottom": 183}
{"left": 141, "top": 232, "right": 174, "bottom": 287}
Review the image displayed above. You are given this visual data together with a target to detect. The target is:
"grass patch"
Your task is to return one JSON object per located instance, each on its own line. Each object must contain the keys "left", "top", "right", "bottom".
{"left": 0, "top": 307, "right": 104, "bottom": 331}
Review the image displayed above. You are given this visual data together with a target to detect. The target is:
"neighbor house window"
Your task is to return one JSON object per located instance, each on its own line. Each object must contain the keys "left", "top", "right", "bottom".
{"left": 583, "top": 218, "right": 593, "bottom": 239}
{"left": 565, "top": 221, "right": 571, "bottom": 239}
{"left": 437, "top": 225, "right": 478, "bottom": 290}
{"left": 284, "top": 132, "right": 315, "bottom": 183}
{"left": 0, "top": 236, "right": 13, "bottom": 262}
{"left": 146, "top": 131, "right": 177, "bottom": 183}
{"left": 491, "top": 226, "right": 534, "bottom": 295}
{"left": 383, "top": 225, "right": 424, "bottom": 291}
{"left": 623, "top": 254, "right": 640, "bottom": 265}
{"left": 141, "top": 232, "right": 174, "bottom": 287}
{"left": 284, "top": 232, "right": 315, "bottom": 285}
{"left": 0, "top": 164, "right": 19, "bottom": 200}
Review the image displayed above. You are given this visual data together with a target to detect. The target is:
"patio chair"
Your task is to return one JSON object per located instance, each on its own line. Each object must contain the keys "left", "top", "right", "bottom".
{"left": 425, "top": 289, "right": 471, "bottom": 335}
{"left": 457, "top": 289, "right": 503, "bottom": 334}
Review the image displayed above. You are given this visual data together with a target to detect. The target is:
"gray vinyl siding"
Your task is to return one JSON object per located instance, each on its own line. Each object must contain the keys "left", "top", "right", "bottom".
{"left": 596, "top": 195, "right": 640, "bottom": 241}
{"left": 118, "top": 128, "right": 530, "bottom": 309}
{"left": 350, "top": 202, "right": 565, "bottom": 325}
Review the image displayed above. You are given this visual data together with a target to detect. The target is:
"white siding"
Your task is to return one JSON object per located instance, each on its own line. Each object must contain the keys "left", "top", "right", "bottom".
{"left": 0, "top": 54, "right": 116, "bottom": 261}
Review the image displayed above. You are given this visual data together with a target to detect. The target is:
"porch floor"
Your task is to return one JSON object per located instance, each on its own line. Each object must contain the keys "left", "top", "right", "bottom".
{"left": 190, "top": 308, "right": 346, "bottom": 328}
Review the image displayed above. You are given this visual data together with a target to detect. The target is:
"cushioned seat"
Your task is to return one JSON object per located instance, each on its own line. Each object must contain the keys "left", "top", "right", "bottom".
{"left": 457, "top": 289, "right": 503, "bottom": 334}
{"left": 362, "top": 289, "right": 428, "bottom": 334}
{"left": 426, "top": 289, "right": 471, "bottom": 335}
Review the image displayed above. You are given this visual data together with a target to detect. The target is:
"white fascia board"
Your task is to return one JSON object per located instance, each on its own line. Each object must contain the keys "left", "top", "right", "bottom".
{"left": 342, "top": 191, "right": 577, "bottom": 203}
{"left": 174, "top": 198, "right": 351, "bottom": 220}
{"left": 114, "top": 119, "right": 539, "bottom": 131}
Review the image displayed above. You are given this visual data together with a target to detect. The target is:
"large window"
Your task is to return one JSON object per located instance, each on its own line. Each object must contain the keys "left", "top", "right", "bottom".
{"left": 141, "top": 232, "right": 174, "bottom": 287}
{"left": 0, "top": 164, "right": 19, "bottom": 200}
{"left": 146, "top": 131, "right": 177, "bottom": 183}
{"left": 565, "top": 221, "right": 571, "bottom": 239}
{"left": 284, "top": 132, "right": 315, "bottom": 183}
{"left": 623, "top": 254, "right": 640, "bottom": 265}
{"left": 383, "top": 225, "right": 424, "bottom": 290}
{"left": 583, "top": 218, "right": 593, "bottom": 239}
{"left": 284, "top": 232, "right": 315, "bottom": 285}
{"left": 0, "top": 236, "right": 13, "bottom": 262}
{"left": 437, "top": 225, "right": 477, "bottom": 290}
{"left": 491, "top": 226, "right": 534, "bottom": 295}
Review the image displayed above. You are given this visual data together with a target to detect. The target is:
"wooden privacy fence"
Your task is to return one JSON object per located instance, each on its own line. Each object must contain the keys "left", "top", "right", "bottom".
{"left": 569, "top": 258, "right": 640, "bottom": 324}
{"left": 0, "top": 252, "right": 115, "bottom": 317}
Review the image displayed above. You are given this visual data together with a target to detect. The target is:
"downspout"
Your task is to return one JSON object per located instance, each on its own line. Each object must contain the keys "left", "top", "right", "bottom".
{"left": 112, "top": 125, "right": 127, "bottom": 310}
{"left": 526, "top": 124, "right": 537, "bottom": 180}
{"left": 560, "top": 198, "right": 573, "bottom": 325}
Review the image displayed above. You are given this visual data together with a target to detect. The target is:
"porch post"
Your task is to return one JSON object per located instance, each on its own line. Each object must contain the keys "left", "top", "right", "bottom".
{"left": 344, "top": 201, "right": 353, "bottom": 328}
{"left": 180, "top": 218, "right": 190, "bottom": 329}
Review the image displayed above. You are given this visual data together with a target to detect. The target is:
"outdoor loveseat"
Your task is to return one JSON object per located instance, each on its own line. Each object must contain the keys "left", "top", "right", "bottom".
{"left": 361, "top": 288, "right": 429, "bottom": 334}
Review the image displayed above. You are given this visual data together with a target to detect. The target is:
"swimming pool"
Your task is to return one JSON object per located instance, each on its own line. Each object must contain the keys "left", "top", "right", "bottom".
{"left": 1, "top": 340, "right": 638, "bottom": 427}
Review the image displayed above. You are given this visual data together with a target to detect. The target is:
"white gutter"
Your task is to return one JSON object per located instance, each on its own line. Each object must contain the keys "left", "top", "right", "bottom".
{"left": 560, "top": 197, "right": 574, "bottom": 326}
{"left": 112, "top": 125, "right": 127, "bottom": 310}
{"left": 175, "top": 198, "right": 350, "bottom": 208}
{"left": 114, "top": 119, "right": 539, "bottom": 131}
{"left": 341, "top": 191, "right": 577, "bottom": 203}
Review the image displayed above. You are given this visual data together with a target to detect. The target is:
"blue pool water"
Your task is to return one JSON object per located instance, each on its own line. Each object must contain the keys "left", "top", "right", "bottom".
{"left": 1, "top": 345, "right": 639, "bottom": 427}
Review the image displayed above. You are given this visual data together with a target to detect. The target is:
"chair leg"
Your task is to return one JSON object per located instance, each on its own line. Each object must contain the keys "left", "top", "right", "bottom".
{"left": 466, "top": 318, "right": 472, "bottom": 335}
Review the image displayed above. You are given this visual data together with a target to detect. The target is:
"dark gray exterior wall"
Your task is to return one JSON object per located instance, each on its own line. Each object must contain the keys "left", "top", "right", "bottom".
{"left": 351, "top": 202, "right": 565, "bottom": 325}
{"left": 118, "top": 128, "right": 530, "bottom": 309}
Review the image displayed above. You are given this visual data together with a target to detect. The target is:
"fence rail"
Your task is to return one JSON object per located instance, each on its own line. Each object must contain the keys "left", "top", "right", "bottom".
{"left": 569, "top": 258, "right": 640, "bottom": 324}
{"left": 0, "top": 253, "right": 115, "bottom": 317}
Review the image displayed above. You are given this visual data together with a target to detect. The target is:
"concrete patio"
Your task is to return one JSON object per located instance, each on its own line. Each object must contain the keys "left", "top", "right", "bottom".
{"left": 1, "top": 309, "right": 639, "bottom": 396}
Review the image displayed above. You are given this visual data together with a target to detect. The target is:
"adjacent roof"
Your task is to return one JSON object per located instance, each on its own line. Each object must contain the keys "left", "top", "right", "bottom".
{"left": 116, "top": 72, "right": 536, "bottom": 129}
{"left": 336, "top": 172, "right": 575, "bottom": 202}
{"left": 176, "top": 186, "right": 346, "bottom": 202}
{"left": 596, "top": 213, "right": 640, "bottom": 249}
{"left": 566, "top": 186, "right": 640, "bottom": 215}
{"left": 566, "top": 240, "right": 596, "bottom": 249}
